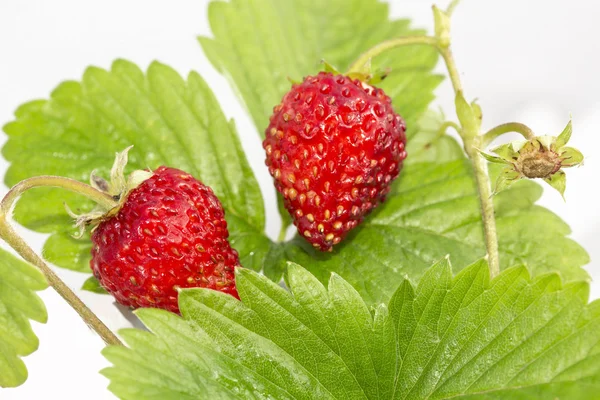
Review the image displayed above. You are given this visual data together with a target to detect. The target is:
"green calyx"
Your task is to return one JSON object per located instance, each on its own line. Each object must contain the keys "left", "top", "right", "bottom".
{"left": 480, "top": 120, "right": 583, "bottom": 197}
{"left": 320, "top": 59, "right": 390, "bottom": 85}
{"left": 66, "top": 146, "right": 153, "bottom": 237}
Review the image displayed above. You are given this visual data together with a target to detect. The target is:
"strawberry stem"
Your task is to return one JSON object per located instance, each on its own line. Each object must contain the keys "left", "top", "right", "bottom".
{"left": 438, "top": 46, "right": 463, "bottom": 93}
{"left": 439, "top": 120, "right": 461, "bottom": 136}
{"left": 346, "top": 36, "right": 439, "bottom": 75}
{"left": 0, "top": 176, "right": 122, "bottom": 346}
{"left": 437, "top": 45, "right": 501, "bottom": 278}
{"left": 463, "top": 136, "right": 500, "bottom": 276}
{"left": 481, "top": 122, "right": 536, "bottom": 147}
{"left": 2, "top": 176, "right": 118, "bottom": 211}
{"left": 346, "top": 4, "right": 503, "bottom": 278}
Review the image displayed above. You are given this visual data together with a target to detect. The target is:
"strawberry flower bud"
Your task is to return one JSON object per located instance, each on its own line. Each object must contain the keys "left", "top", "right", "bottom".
{"left": 480, "top": 120, "right": 583, "bottom": 197}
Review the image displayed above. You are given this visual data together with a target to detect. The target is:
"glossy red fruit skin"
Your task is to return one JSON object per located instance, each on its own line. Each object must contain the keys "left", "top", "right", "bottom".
{"left": 263, "top": 72, "right": 407, "bottom": 251}
{"left": 90, "top": 166, "right": 240, "bottom": 314}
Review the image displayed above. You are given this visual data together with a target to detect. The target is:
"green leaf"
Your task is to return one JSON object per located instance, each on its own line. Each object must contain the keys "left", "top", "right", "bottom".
{"left": 81, "top": 276, "right": 108, "bottom": 294}
{"left": 479, "top": 151, "right": 510, "bottom": 165}
{"left": 267, "top": 160, "right": 589, "bottom": 305}
{"left": 404, "top": 110, "right": 464, "bottom": 165}
{"left": 346, "top": 57, "right": 372, "bottom": 78}
{"left": 3, "top": 65, "right": 587, "bottom": 308}
{"left": 8, "top": 65, "right": 582, "bottom": 308}
{"left": 493, "top": 167, "right": 521, "bottom": 194}
{"left": 2, "top": 60, "right": 265, "bottom": 274}
{"left": 489, "top": 142, "right": 519, "bottom": 161}
{"left": 0, "top": 248, "right": 48, "bottom": 388}
{"left": 200, "top": 0, "right": 442, "bottom": 228}
{"left": 200, "top": 0, "right": 441, "bottom": 139}
{"left": 102, "top": 261, "right": 600, "bottom": 399}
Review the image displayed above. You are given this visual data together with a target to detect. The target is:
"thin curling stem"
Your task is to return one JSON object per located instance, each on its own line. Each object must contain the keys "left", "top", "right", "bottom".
{"left": 481, "top": 122, "right": 536, "bottom": 147}
{"left": 345, "top": 9, "right": 502, "bottom": 277}
{"left": 1, "top": 176, "right": 118, "bottom": 213}
{"left": 347, "top": 36, "right": 439, "bottom": 74}
{"left": 0, "top": 176, "right": 122, "bottom": 346}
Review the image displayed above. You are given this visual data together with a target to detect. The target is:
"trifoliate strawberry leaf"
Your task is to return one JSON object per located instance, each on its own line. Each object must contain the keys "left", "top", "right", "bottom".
{"left": 2, "top": 60, "right": 267, "bottom": 275}
{"left": 200, "top": 0, "right": 441, "bottom": 138}
{"left": 264, "top": 159, "right": 589, "bottom": 305}
{"left": 102, "top": 260, "right": 600, "bottom": 399}
{"left": 0, "top": 248, "right": 47, "bottom": 388}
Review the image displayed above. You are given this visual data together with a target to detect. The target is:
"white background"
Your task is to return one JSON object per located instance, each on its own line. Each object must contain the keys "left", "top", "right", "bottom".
{"left": 1, "top": 0, "right": 599, "bottom": 398}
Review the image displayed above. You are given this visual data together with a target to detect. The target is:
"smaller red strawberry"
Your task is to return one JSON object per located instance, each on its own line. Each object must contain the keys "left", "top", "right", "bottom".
{"left": 263, "top": 72, "right": 407, "bottom": 251}
{"left": 69, "top": 148, "right": 239, "bottom": 314}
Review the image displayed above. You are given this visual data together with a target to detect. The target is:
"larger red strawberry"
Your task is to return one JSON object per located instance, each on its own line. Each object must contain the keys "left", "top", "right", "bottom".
{"left": 90, "top": 166, "right": 240, "bottom": 314}
{"left": 263, "top": 72, "right": 406, "bottom": 251}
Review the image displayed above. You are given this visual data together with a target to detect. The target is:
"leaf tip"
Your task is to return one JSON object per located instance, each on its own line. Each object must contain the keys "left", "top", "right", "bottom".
{"left": 284, "top": 261, "right": 303, "bottom": 275}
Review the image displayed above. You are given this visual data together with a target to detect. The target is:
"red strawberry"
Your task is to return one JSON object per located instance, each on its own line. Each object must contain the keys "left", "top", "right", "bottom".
{"left": 263, "top": 72, "right": 407, "bottom": 251}
{"left": 90, "top": 166, "right": 240, "bottom": 313}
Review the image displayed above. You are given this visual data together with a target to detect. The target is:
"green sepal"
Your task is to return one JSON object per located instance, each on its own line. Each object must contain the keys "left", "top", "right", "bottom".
{"left": 490, "top": 141, "right": 524, "bottom": 161}
{"left": 81, "top": 276, "right": 108, "bottom": 294}
{"left": 494, "top": 167, "right": 521, "bottom": 195}
{"left": 320, "top": 59, "right": 341, "bottom": 75}
{"left": 478, "top": 150, "right": 510, "bottom": 165}
{"left": 366, "top": 67, "right": 391, "bottom": 85}
{"left": 560, "top": 146, "right": 584, "bottom": 167}
{"left": 544, "top": 170, "right": 567, "bottom": 199}
{"left": 345, "top": 58, "right": 392, "bottom": 85}
{"left": 554, "top": 118, "right": 573, "bottom": 149}
{"left": 346, "top": 58, "right": 372, "bottom": 82}
{"left": 534, "top": 135, "right": 555, "bottom": 150}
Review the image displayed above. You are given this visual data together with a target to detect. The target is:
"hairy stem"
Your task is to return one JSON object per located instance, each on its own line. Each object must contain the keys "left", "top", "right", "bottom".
{"left": 439, "top": 120, "right": 461, "bottom": 136}
{"left": 481, "top": 122, "right": 536, "bottom": 147}
{"left": 2, "top": 176, "right": 118, "bottom": 211}
{"left": 347, "top": 20, "right": 501, "bottom": 277}
{"left": 347, "top": 36, "right": 439, "bottom": 73}
{"left": 464, "top": 138, "right": 500, "bottom": 276}
{"left": 0, "top": 176, "right": 122, "bottom": 346}
{"left": 437, "top": 47, "right": 500, "bottom": 277}
{"left": 438, "top": 47, "right": 463, "bottom": 93}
